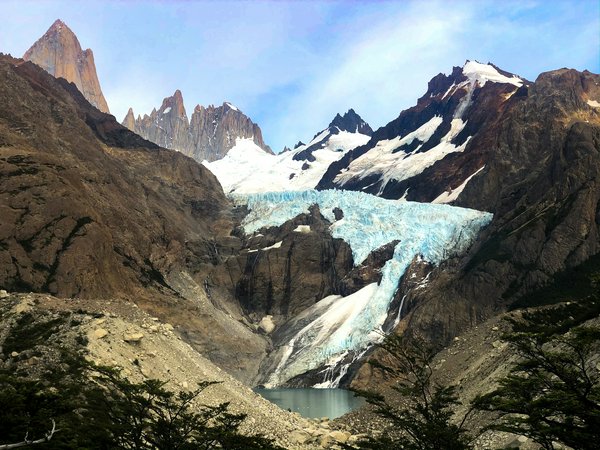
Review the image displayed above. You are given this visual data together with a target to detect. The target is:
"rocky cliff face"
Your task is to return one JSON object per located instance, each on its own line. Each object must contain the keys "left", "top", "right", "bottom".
{"left": 381, "top": 67, "right": 600, "bottom": 349}
{"left": 124, "top": 93, "right": 272, "bottom": 162}
{"left": 23, "top": 19, "right": 110, "bottom": 113}
{"left": 0, "top": 53, "right": 273, "bottom": 383}
{"left": 318, "top": 61, "right": 526, "bottom": 202}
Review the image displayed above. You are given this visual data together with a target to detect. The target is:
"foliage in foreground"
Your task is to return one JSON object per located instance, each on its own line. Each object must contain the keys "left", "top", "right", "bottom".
{"left": 351, "top": 335, "right": 473, "bottom": 450}
{"left": 0, "top": 351, "right": 281, "bottom": 449}
{"left": 474, "top": 296, "right": 600, "bottom": 450}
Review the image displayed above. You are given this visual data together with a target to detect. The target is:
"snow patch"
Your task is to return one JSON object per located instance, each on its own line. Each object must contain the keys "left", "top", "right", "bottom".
{"left": 432, "top": 166, "right": 485, "bottom": 204}
{"left": 162, "top": 107, "right": 172, "bottom": 114}
{"left": 462, "top": 61, "right": 523, "bottom": 87}
{"left": 248, "top": 240, "right": 283, "bottom": 253}
{"left": 334, "top": 118, "right": 469, "bottom": 193}
{"left": 398, "top": 116, "right": 443, "bottom": 147}
{"left": 587, "top": 99, "right": 600, "bottom": 108}
{"left": 293, "top": 225, "right": 311, "bottom": 233}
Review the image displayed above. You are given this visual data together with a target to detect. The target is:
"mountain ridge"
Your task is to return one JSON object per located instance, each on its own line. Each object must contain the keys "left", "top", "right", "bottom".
{"left": 123, "top": 91, "right": 273, "bottom": 163}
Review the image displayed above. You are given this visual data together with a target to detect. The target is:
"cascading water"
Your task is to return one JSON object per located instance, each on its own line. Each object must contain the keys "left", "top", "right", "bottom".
{"left": 233, "top": 190, "right": 492, "bottom": 388}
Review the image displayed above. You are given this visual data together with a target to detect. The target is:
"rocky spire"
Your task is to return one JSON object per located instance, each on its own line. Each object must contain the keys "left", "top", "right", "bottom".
{"left": 122, "top": 107, "right": 136, "bottom": 131}
{"left": 329, "top": 109, "right": 373, "bottom": 135}
{"left": 124, "top": 96, "right": 273, "bottom": 162}
{"left": 132, "top": 90, "right": 191, "bottom": 151}
{"left": 23, "top": 19, "right": 110, "bottom": 113}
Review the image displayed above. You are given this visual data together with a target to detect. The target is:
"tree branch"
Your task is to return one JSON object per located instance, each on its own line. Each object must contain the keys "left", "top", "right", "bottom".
{"left": 0, "top": 419, "right": 57, "bottom": 449}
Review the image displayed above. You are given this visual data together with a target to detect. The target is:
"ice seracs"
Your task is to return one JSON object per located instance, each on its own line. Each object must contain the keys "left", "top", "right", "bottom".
{"left": 233, "top": 190, "right": 493, "bottom": 387}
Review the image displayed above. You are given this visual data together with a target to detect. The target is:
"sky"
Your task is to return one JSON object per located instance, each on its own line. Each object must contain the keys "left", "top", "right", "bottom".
{"left": 1, "top": 0, "right": 599, "bottom": 152}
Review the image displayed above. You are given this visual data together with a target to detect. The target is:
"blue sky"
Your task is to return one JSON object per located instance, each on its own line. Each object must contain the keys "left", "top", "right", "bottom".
{"left": 1, "top": 0, "right": 599, "bottom": 152}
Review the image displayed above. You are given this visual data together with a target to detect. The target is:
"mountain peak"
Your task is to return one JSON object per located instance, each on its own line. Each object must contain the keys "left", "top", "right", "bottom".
{"left": 23, "top": 19, "right": 110, "bottom": 113}
{"left": 122, "top": 108, "right": 136, "bottom": 131}
{"left": 50, "top": 18, "right": 67, "bottom": 30}
{"left": 329, "top": 109, "right": 373, "bottom": 136}
{"left": 461, "top": 60, "right": 523, "bottom": 87}
{"left": 159, "top": 90, "right": 187, "bottom": 117}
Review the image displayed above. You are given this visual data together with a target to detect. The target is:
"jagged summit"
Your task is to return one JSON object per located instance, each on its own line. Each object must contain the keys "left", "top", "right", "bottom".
{"left": 123, "top": 107, "right": 136, "bottom": 130}
{"left": 329, "top": 109, "right": 373, "bottom": 135}
{"left": 159, "top": 89, "right": 187, "bottom": 117}
{"left": 123, "top": 92, "right": 272, "bottom": 162}
{"left": 23, "top": 19, "right": 110, "bottom": 113}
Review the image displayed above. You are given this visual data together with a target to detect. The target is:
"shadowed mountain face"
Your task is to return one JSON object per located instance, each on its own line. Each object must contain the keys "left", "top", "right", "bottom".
{"left": 359, "top": 66, "right": 600, "bottom": 353}
{"left": 0, "top": 54, "right": 229, "bottom": 298}
{"left": 0, "top": 53, "right": 274, "bottom": 383}
{"left": 123, "top": 92, "right": 272, "bottom": 163}
{"left": 23, "top": 19, "right": 110, "bottom": 113}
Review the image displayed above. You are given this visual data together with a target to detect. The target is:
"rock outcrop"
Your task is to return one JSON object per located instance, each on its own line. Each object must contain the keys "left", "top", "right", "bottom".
{"left": 123, "top": 93, "right": 272, "bottom": 162}
{"left": 23, "top": 19, "right": 110, "bottom": 113}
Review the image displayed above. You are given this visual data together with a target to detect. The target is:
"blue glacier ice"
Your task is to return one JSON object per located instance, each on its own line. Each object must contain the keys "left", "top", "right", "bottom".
{"left": 233, "top": 190, "right": 493, "bottom": 387}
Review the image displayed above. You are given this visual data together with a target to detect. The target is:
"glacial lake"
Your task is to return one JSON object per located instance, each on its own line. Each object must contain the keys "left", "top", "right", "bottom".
{"left": 254, "top": 388, "right": 366, "bottom": 419}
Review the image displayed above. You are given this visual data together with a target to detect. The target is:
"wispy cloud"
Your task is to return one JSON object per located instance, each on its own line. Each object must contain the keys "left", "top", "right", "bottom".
{"left": 1, "top": 0, "right": 598, "bottom": 151}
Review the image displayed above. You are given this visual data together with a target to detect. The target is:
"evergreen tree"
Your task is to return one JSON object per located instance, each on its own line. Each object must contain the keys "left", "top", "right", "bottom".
{"left": 474, "top": 297, "right": 600, "bottom": 450}
{"left": 352, "top": 335, "right": 473, "bottom": 450}
{"left": 0, "top": 352, "right": 281, "bottom": 449}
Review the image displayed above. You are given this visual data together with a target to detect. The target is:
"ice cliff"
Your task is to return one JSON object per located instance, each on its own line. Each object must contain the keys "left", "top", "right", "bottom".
{"left": 233, "top": 190, "right": 493, "bottom": 387}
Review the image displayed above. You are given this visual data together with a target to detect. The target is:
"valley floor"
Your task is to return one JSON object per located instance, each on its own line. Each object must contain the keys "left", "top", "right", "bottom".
{"left": 0, "top": 292, "right": 365, "bottom": 449}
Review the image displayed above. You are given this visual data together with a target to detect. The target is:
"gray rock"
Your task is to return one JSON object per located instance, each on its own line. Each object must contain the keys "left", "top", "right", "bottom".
{"left": 123, "top": 333, "right": 144, "bottom": 343}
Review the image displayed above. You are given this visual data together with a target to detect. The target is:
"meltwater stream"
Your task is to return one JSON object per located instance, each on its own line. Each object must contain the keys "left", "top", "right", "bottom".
{"left": 234, "top": 190, "right": 493, "bottom": 388}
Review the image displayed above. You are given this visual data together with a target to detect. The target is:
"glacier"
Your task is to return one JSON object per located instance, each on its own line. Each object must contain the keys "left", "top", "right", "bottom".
{"left": 234, "top": 190, "right": 493, "bottom": 387}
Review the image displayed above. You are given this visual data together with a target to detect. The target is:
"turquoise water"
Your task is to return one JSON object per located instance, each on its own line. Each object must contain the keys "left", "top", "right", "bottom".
{"left": 255, "top": 388, "right": 365, "bottom": 419}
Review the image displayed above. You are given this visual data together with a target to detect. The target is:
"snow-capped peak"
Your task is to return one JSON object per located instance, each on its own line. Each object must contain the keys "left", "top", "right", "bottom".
{"left": 462, "top": 60, "right": 523, "bottom": 87}
{"left": 224, "top": 102, "right": 239, "bottom": 112}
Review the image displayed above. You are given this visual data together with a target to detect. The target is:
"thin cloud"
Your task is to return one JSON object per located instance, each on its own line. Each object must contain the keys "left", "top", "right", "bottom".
{"left": 1, "top": 0, "right": 598, "bottom": 151}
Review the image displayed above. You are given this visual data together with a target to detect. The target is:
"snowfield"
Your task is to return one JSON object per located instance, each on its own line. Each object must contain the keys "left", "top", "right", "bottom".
{"left": 204, "top": 130, "right": 370, "bottom": 194}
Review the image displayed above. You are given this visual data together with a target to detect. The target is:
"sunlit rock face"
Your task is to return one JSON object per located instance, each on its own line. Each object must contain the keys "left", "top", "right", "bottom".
{"left": 123, "top": 94, "right": 272, "bottom": 163}
{"left": 24, "top": 19, "right": 110, "bottom": 113}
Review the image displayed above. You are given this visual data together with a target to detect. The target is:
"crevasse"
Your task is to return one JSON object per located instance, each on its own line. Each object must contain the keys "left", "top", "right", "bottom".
{"left": 233, "top": 190, "right": 492, "bottom": 387}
